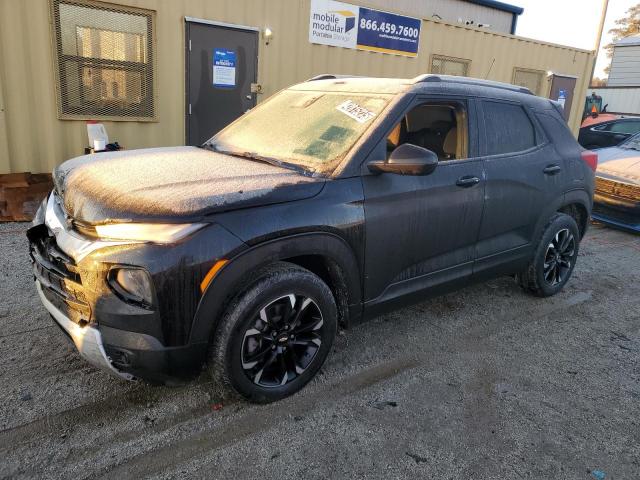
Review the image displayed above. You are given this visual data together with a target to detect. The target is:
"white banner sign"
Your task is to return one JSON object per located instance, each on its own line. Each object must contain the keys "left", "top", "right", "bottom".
{"left": 308, "top": 0, "right": 421, "bottom": 57}
{"left": 309, "top": 0, "right": 358, "bottom": 49}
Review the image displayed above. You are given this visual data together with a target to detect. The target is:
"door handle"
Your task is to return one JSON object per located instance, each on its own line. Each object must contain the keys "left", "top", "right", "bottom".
{"left": 456, "top": 176, "right": 480, "bottom": 187}
{"left": 543, "top": 164, "right": 562, "bottom": 175}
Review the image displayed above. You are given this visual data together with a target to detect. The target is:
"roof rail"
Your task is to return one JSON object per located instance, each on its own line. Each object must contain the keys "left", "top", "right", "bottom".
{"left": 412, "top": 74, "right": 532, "bottom": 95}
{"left": 306, "top": 74, "right": 362, "bottom": 81}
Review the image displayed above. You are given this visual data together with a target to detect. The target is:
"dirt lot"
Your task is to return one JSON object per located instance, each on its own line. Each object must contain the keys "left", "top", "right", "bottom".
{"left": 0, "top": 221, "right": 639, "bottom": 479}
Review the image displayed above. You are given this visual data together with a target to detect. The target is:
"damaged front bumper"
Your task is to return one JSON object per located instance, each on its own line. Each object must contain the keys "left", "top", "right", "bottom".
{"left": 28, "top": 193, "right": 215, "bottom": 383}
{"left": 36, "top": 280, "right": 135, "bottom": 380}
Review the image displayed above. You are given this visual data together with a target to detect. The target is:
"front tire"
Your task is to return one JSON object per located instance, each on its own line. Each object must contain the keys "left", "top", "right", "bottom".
{"left": 517, "top": 213, "right": 580, "bottom": 297}
{"left": 208, "top": 262, "right": 337, "bottom": 403}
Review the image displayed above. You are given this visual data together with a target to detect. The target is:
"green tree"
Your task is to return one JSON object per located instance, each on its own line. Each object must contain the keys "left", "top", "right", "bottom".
{"left": 604, "top": 4, "right": 640, "bottom": 74}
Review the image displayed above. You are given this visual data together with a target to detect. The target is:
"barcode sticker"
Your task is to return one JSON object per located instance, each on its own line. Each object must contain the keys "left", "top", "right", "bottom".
{"left": 336, "top": 100, "right": 377, "bottom": 123}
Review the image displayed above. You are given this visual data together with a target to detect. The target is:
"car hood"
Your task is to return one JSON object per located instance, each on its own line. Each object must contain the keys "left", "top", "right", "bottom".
{"left": 593, "top": 145, "right": 640, "bottom": 164}
{"left": 596, "top": 155, "right": 640, "bottom": 186}
{"left": 54, "top": 146, "right": 324, "bottom": 224}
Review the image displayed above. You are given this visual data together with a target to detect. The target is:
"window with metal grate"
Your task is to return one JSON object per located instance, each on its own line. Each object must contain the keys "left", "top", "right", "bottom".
{"left": 51, "top": 0, "right": 155, "bottom": 121}
{"left": 512, "top": 68, "right": 545, "bottom": 96}
{"left": 430, "top": 55, "right": 470, "bottom": 77}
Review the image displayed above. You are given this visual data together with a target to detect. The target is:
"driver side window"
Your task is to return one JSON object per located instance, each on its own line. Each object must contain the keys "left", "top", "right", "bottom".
{"left": 386, "top": 101, "right": 468, "bottom": 161}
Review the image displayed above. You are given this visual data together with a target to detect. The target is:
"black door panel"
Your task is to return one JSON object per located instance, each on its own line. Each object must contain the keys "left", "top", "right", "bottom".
{"left": 362, "top": 97, "right": 484, "bottom": 306}
{"left": 475, "top": 144, "right": 564, "bottom": 254}
{"left": 474, "top": 100, "right": 566, "bottom": 275}
{"left": 362, "top": 158, "right": 484, "bottom": 304}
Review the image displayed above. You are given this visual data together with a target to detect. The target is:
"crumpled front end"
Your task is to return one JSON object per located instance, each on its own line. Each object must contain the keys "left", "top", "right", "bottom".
{"left": 28, "top": 195, "right": 138, "bottom": 379}
{"left": 28, "top": 192, "right": 246, "bottom": 383}
{"left": 593, "top": 176, "right": 640, "bottom": 232}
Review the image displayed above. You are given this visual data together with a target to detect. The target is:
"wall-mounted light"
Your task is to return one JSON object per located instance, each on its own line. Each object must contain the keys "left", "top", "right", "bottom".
{"left": 263, "top": 27, "right": 273, "bottom": 45}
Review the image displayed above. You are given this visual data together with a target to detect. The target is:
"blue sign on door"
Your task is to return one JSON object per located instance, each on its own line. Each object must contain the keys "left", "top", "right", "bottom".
{"left": 213, "top": 49, "right": 236, "bottom": 88}
{"left": 356, "top": 7, "right": 421, "bottom": 57}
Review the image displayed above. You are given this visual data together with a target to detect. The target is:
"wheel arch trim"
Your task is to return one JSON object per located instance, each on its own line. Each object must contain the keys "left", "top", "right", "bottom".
{"left": 559, "top": 189, "right": 592, "bottom": 237}
{"left": 188, "top": 232, "right": 362, "bottom": 345}
{"left": 532, "top": 189, "right": 591, "bottom": 244}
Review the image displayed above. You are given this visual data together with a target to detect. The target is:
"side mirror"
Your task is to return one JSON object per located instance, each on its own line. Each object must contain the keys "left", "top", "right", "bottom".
{"left": 368, "top": 144, "right": 439, "bottom": 176}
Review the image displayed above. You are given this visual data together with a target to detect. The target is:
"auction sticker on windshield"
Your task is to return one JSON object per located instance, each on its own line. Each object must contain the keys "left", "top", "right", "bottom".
{"left": 336, "top": 100, "right": 377, "bottom": 123}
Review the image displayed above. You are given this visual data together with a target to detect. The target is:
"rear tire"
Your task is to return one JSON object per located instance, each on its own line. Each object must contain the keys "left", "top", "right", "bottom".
{"left": 207, "top": 262, "right": 337, "bottom": 403}
{"left": 517, "top": 213, "right": 580, "bottom": 297}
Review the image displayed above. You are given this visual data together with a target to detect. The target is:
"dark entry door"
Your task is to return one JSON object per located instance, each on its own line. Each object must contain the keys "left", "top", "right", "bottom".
{"left": 186, "top": 20, "right": 258, "bottom": 145}
{"left": 548, "top": 75, "right": 576, "bottom": 121}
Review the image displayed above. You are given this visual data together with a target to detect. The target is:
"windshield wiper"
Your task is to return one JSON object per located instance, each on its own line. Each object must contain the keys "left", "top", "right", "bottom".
{"left": 239, "top": 152, "right": 314, "bottom": 176}
{"left": 204, "top": 144, "right": 314, "bottom": 176}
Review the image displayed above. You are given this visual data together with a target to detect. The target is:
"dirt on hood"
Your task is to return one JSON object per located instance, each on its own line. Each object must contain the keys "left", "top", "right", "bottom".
{"left": 54, "top": 146, "right": 324, "bottom": 224}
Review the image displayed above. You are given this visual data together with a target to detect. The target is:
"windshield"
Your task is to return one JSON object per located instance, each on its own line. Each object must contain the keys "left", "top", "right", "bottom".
{"left": 620, "top": 132, "right": 640, "bottom": 150}
{"left": 206, "top": 89, "right": 394, "bottom": 175}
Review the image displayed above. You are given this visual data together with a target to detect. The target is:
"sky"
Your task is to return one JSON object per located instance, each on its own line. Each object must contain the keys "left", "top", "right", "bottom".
{"left": 514, "top": 0, "right": 637, "bottom": 79}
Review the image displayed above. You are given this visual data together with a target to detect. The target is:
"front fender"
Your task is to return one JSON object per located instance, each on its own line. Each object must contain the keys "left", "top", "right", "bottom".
{"left": 188, "top": 232, "right": 362, "bottom": 345}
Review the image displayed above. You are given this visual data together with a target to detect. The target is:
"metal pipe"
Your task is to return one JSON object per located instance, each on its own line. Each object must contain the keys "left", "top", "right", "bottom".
{"left": 590, "top": 0, "right": 610, "bottom": 85}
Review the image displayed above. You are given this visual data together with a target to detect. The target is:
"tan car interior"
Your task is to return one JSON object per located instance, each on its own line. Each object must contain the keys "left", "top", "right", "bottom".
{"left": 387, "top": 104, "right": 465, "bottom": 161}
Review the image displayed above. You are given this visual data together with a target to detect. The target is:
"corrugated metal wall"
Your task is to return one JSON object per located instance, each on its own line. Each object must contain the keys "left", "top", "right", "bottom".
{"left": 592, "top": 87, "right": 640, "bottom": 114}
{"left": 608, "top": 45, "right": 640, "bottom": 86}
{"left": 0, "top": 0, "right": 594, "bottom": 175}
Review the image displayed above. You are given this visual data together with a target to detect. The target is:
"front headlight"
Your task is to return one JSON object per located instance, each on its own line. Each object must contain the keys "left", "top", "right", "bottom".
{"left": 93, "top": 223, "right": 205, "bottom": 244}
{"left": 109, "top": 267, "right": 154, "bottom": 306}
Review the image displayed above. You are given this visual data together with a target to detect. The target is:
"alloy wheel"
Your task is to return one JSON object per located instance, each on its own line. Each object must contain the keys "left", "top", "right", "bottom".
{"left": 543, "top": 228, "right": 575, "bottom": 286}
{"left": 241, "top": 294, "right": 324, "bottom": 388}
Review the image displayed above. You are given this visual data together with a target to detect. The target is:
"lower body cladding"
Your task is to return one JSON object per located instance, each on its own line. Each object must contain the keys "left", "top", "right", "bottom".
{"left": 593, "top": 192, "right": 640, "bottom": 233}
{"left": 32, "top": 259, "right": 208, "bottom": 383}
{"left": 28, "top": 194, "right": 245, "bottom": 383}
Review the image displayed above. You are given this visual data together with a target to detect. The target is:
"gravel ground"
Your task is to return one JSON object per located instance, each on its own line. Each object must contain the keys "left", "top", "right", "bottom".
{"left": 0, "top": 221, "right": 639, "bottom": 479}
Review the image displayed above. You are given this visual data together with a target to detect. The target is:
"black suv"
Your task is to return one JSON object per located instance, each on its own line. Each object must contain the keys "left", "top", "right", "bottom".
{"left": 29, "top": 74, "right": 596, "bottom": 402}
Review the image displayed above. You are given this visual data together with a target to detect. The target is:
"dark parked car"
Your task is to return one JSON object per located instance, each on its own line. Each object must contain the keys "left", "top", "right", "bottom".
{"left": 578, "top": 116, "right": 640, "bottom": 150}
{"left": 592, "top": 133, "right": 640, "bottom": 232}
{"left": 29, "top": 74, "right": 596, "bottom": 402}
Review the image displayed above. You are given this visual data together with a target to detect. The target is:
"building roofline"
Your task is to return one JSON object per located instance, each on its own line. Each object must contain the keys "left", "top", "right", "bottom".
{"left": 465, "top": 0, "right": 524, "bottom": 15}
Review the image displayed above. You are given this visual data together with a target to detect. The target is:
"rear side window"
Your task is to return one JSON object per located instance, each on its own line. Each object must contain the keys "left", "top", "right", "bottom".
{"left": 481, "top": 101, "right": 536, "bottom": 155}
{"left": 607, "top": 121, "right": 640, "bottom": 134}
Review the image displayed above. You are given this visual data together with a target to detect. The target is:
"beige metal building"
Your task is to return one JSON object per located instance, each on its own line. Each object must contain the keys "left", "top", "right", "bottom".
{"left": 0, "top": 0, "right": 594, "bottom": 219}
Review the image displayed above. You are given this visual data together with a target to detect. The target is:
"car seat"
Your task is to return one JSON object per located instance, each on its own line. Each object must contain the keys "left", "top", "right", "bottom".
{"left": 443, "top": 127, "right": 457, "bottom": 160}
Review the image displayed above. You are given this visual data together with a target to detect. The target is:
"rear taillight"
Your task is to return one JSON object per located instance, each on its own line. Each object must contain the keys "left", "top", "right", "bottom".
{"left": 581, "top": 150, "right": 598, "bottom": 172}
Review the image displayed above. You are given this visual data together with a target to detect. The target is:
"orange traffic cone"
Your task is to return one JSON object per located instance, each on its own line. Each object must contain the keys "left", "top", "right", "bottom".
{"left": 591, "top": 104, "right": 598, "bottom": 118}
